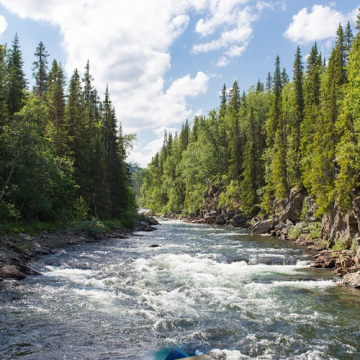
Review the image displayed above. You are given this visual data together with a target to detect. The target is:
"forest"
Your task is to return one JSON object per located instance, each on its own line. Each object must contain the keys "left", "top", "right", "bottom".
{"left": 140, "top": 13, "right": 360, "bottom": 222}
{"left": 0, "top": 34, "right": 136, "bottom": 231}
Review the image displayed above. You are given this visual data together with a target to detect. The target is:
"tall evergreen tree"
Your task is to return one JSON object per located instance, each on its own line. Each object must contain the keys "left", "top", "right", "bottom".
{"left": 32, "top": 41, "right": 49, "bottom": 98}
{"left": 228, "top": 80, "right": 241, "bottom": 181}
{"left": 292, "top": 46, "right": 304, "bottom": 185}
{"left": 7, "top": 33, "right": 27, "bottom": 119}
{"left": 304, "top": 26, "right": 347, "bottom": 214}
{"left": 265, "top": 72, "right": 272, "bottom": 91}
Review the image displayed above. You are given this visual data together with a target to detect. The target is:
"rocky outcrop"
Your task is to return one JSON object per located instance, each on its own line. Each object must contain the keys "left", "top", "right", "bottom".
{"left": 252, "top": 218, "right": 278, "bottom": 234}
{"left": 279, "top": 189, "right": 304, "bottom": 223}
{"left": 320, "top": 207, "right": 359, "bottom": 248}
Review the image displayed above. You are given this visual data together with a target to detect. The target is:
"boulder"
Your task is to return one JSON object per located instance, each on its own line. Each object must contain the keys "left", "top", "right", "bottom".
{"left": 0, "top": 265, "right": 26, "bottom": 280}
{"left": 147, "top": 217, "right": 160, "bottom": 226}
{"left": 230, "top": 214, "right": 246, "bottom": 227}
{"left": 204, "top": 211, "right": 217, "bottom": 224}
{"left": 343, "top": 271, "right": 360, "bottom": 287}
{"left": 216, "top": 215, "right": 226, "bottom": 225}
{"left": 224, "top": 211, "right": 235, "bottom": 221}
{"left": 252, "top": 218, "right": 278, "bottom": 234}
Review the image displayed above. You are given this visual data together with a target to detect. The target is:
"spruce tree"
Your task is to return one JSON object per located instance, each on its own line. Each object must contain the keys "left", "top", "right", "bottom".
{"left": 304, "top": 26, "right": 347, "bottom": 214}
{"left": 32, "top": 41, "right": 49, "bottom": 98}
{"left": 265, "top": 72, "right": 272, "bottom": 91}
{"left": 7, "top": 33, "right": 27, "bottom": 119}
{"left": 228, "top": 80, "right": 241, "bottom": 181}
{"left": 65, "top": 69, "right": 92, "bottom": 205}
{"left": 292, "top": 46, "right": 304, "bottom": 184}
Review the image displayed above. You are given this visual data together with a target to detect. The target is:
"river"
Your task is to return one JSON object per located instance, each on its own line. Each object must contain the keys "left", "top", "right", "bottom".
{"left": 1, "top": 219, "right": 360, "bottom": 359}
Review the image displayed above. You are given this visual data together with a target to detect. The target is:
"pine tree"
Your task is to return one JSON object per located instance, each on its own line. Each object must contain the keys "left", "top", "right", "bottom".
{"left": 281, "top": 68, "right": 289, "bottom": 87}
{"left": 265, "top": 72, "right": 272, "bottom": 91}
{"left": 292, "top": 46, "right": 304, "bottom": 185}
{"left": 300, "top": 43, "right": 322, "bottom": 178}
{"left": 0, "top": 44, "right": 8, "bottom": 128}
{"left": 32, "top": 41, "right": 49, "bottom": 98}
{"left": 228, "top": 80, "right": 241, "bottom": 181}
{"left": 7, "top": 33, "right": 27, "bottom": 119}
{"left": 304, "top": 26, "right": 347, "bottom": 214}
{"left": 335, "top": 10, "right": 360, "bottom": 209}
{"left": 65, "top": 69, "right": 92, "bottom": 204}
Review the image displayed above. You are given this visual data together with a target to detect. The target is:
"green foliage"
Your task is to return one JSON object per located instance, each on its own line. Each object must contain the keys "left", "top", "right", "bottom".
{"left": 72, "top": 217, "right": 105, "bottom": 234}
{"left": 139, "top": 18, "right": 360, "bottom": 224}
{"left": 288, "top": 221, "right": 321, "bottom": 240}
{"left": 288, "top": 224, "right": 302, "bottom": 240}
{"left": 73, "top": 196, "right": 90, "bottom": 221}
{"left": 0, "top": 34, "right": 136, "bottom": 231}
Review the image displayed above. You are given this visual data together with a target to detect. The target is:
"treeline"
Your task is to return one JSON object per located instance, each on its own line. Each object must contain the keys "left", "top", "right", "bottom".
{"left": 140, "top": 14, "right": 360, "bottom": 219}
{"left": 0, "top": 34, "right": 136, "bottom": 224}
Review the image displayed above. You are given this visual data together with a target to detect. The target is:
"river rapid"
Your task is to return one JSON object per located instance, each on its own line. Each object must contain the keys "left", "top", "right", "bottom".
{"left": 1, "top": 219, "right": 360, "bottom": 359}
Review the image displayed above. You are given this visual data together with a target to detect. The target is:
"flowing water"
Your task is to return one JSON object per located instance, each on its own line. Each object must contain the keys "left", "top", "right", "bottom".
{"left": 1, "top": 219, "right": 360, "bottom": 359}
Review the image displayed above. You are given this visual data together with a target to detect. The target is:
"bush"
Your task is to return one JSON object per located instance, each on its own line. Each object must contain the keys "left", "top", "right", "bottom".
{"left": 288, "top": 225, "right": 302, "bottom": 239}
{"left": 72, "top": 217, "right": 105, "bottom": 234}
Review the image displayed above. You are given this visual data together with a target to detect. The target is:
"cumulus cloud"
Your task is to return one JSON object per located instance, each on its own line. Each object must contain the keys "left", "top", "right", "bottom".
{"left": 192, "top": 0, "right": 269, "bottom": 66}
{"left": 0, "top": 15, "right": 7, "bottom": 37}
{"left": 284, "top": 5, "right": 357, "bottom": 44}
{"left": 217, "top": 56, "right": 230, "bottom": 67}
{"left": 0, "top": 0, "right": 270, "bottom": 163}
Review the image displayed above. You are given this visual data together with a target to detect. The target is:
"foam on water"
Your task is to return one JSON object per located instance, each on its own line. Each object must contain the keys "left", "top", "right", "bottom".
{"left": 1, "top": 219, "right": 359, "bottom": 359}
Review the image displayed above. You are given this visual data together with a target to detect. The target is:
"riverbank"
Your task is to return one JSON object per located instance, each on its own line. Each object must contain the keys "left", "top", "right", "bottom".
{"left": 0, "top": 217, "right": 159, "bottom": 281}
{"left": 156, "top": 212, "right": 360, "bottom": 289}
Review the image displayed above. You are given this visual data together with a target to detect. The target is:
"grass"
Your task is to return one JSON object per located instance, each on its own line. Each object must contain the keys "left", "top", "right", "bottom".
{"left": 0, "top": 220, "right": 62, "bottom": 236}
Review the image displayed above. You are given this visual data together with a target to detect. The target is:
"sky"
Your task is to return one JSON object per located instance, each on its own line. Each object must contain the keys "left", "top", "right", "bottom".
{"left": 0, "top": 0, "right": 358, "bottom": 167}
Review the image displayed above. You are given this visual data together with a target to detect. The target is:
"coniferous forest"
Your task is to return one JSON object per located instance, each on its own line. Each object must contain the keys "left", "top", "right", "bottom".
{"left": 0, "top": 34, "right": 136, "bottom": 229}
{"left": 140, "top": 15, "right": 360, "bottom": 224}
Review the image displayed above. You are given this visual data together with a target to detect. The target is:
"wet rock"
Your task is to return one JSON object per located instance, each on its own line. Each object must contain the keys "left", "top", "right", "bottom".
{"left": 224, "top": 211, "right": 235, "bottom": 221}
{"left": 216, "top": 214, "right": 226, "bottom": 225}
{"left": 147, "top": 217, "right": 160, "bottom": 226}
{"left": 252, "top": 218, "right": 278, "bottom": 235}
{"left": 204, "top": 211, "right": 217, "bottom": 224}
{"left": 313, "top": 250, "right": 336, "bottom": 268}
{"left": 0, "top": 277, "right": 3, "bottom": 282}
{"left": 230, "top": 213, "right": 246, "bottom": 227}
{"left": 0, "top": 265, "right": 26, "bottom": 280}
{"left": 227, "top": 257, "right": 248, "bottom": 264}
{"left": 150, "top": 244, "right": 161, "bottom": 248}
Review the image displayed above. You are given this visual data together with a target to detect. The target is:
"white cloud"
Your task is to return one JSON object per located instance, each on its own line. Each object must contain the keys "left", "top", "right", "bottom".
{"left": 284, "top": 5, "right": 357, "bottom": 44}
{"left": 0, "top": 15, "right": 7, "bottom": 37}
{"left": 0, "top": 0, "right": 210, "bottom": 132}
{"left": 217, "top": 56, "right": 230, "bottom": 67}
{"left": 193, "top": 2, "right": 256, "bottom": 55}
{"left": 0, "top": 0, "right": 273, "bottom": 164}
{"left": 256, "top": 1, "right": 273, "bottom": 11}
{"left": 225, "top": 44, "right": 247, "bottom": 57}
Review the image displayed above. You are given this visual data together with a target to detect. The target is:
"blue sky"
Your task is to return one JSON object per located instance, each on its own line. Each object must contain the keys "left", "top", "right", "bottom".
{"left": 0, "top": 1, "right": 358, "bottom": 167}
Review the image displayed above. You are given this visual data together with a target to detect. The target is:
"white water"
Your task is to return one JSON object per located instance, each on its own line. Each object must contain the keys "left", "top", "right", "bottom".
{"left": 0, "top": 219, "right": 359, "bottom": 359}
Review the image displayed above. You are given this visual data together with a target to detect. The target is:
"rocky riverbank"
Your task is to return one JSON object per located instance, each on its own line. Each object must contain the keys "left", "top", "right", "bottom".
{"left": 155, "top": 187, "right": 360, "bottom": 289}
{"left": 0, "top": 217, "right": 159, "bottom": 282}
